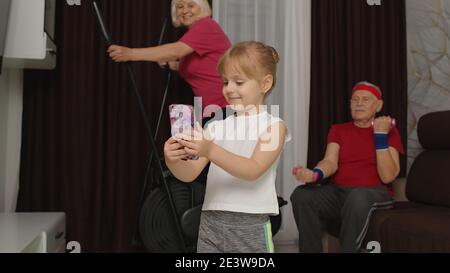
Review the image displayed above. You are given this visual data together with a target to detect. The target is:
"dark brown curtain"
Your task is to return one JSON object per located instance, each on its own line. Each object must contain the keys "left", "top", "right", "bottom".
{"left": 17, "top": 0, "right": 193, "bottom": 252}
{"left": 308, "top": 0, "right": 407, "bottom": 177}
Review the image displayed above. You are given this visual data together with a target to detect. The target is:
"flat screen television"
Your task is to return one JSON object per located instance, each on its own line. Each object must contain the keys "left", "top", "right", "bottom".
{"left": 0, "top": 0, "right": 12, "bottom": 75}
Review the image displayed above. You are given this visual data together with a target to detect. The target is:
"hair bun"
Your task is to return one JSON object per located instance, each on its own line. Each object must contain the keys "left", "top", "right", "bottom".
{"left": 269, "top": 46, "right": 280, "bottom": 64}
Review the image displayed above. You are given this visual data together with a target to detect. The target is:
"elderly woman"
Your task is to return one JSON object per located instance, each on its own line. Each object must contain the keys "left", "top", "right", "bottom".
{"left": 108, "top": 0, "right": 231, "bottom": 112}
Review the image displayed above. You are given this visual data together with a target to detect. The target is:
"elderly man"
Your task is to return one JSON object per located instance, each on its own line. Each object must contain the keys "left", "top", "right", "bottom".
{"left": 290, "top": 81, "right": 404, "bottom": 253}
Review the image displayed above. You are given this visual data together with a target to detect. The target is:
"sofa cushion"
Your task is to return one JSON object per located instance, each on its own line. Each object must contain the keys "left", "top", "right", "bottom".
{"left": 418, "top": 111, "right": 450, "bottom": 150}
{"left": 364, "top": 202, "right": 450, "bottom": 252}
{"left": 406, "top": 150, "right": 450, "bottom": 207}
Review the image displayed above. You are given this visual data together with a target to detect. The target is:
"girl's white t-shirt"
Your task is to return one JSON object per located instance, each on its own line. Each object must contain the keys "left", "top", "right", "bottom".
{"left": 202, "top": 111, "right": 291, "bottom": 215}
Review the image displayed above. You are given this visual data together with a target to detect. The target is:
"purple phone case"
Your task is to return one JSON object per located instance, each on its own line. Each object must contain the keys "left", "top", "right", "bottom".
{"left": 169, "top": 104, "right": 198, "bottom": 160}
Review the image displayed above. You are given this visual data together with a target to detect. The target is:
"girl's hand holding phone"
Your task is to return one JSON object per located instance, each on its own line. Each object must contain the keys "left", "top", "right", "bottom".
{"left": 164, "top": 137, "right": 189, "bottom": 163}
{"left": 175, "top": 122, "right": 214, "bottom": 159}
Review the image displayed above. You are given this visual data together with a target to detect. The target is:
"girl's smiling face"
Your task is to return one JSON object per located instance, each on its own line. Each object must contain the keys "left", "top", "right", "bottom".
{"left": 221, "top": 65, "right": 272, "bottom": 112}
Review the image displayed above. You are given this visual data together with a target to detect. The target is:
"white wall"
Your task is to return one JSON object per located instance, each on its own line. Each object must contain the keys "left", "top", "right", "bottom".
{"left": 0, "top": 0, "right": 56, "bottom": 212}
{"left": 0, "top": 68, "right": 23, "bottom": 212}
{"left": 407, "top": 0, "right": 450, "bottom": 171}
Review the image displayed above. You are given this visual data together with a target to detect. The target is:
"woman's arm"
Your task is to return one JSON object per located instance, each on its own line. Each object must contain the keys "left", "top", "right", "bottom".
{"left": 158, "top": 61, "right": 180, "bottom": 71}
{"left": 168, "top": 61, "right": 180, "bottom": 71}
{"left": 108, "top": 42, "right": 193, "bottom": 63}
{"left": 178, "top": 122, "right": 288, "bottom": 182}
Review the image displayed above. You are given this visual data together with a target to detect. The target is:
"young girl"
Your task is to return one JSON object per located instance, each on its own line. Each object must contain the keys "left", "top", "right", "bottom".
{"left": 163, "top": 41, "right": 290, "bottom": 253}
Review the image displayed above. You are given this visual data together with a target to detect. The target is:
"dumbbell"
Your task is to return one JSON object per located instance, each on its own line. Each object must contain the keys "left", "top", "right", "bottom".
{"left": 371, "top": 118, "right": 396, "bottom": 128}
{"left": 292, "top": 166, "right": 301, "bottom": 176}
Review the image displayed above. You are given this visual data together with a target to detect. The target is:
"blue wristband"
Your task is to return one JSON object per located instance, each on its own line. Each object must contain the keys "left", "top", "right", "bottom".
{"left": 312, "top": 168, "right": 324, "bottom": 181}
{"left": 374, "top": 133, "right": 389, "bottom": 150}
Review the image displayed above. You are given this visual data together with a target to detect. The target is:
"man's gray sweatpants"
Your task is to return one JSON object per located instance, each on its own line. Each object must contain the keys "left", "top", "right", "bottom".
{"left": 290, "top": 184, "right": 393, "bottom": 253}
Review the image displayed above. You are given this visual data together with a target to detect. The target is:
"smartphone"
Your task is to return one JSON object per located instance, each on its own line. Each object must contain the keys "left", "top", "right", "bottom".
{"left": 169, "top": 104, "right": 198, "bottom": 160}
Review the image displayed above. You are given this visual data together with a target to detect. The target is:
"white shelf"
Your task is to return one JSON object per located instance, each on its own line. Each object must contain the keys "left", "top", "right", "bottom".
{"left": 0, "top": 212, "right": 66, "bottom": 253}
{"left": 3, "top": 0, "right": 56, "bottom": 70}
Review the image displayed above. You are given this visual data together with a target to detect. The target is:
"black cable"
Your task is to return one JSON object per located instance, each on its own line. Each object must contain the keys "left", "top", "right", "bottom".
{"left": 135, "top": 17, "right": 172, "bottom": 246}
{"left": 142, "top": 17, "right": 170, "bottom": 205}
{"left": 91, "top": 1, "right": 187, "bottom": 252}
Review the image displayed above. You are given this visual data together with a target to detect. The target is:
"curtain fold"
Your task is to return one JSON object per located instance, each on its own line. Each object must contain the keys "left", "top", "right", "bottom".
{"left": 17, "top": 0, "right": 192, "bottom": 252}
{"left": 308, "top": 0, "right": 408, "bottom": 177}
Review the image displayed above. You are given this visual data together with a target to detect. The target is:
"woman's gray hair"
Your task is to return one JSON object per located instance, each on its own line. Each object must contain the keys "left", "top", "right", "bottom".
{"left": 171, "top": 0, "right": 212, "bottom": 28}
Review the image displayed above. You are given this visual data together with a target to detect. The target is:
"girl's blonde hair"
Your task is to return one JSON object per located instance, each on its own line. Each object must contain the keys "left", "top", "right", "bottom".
{"left": 218, "top": 41, "right": 280, "bottom": 96}
{"left": 171, "top": 0, "right": 212, "bottom": 28}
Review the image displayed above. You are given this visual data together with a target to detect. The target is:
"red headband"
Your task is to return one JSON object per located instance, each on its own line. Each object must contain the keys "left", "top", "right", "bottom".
{"left": 352, "top": 83, "right": 382, "bottom": 100}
